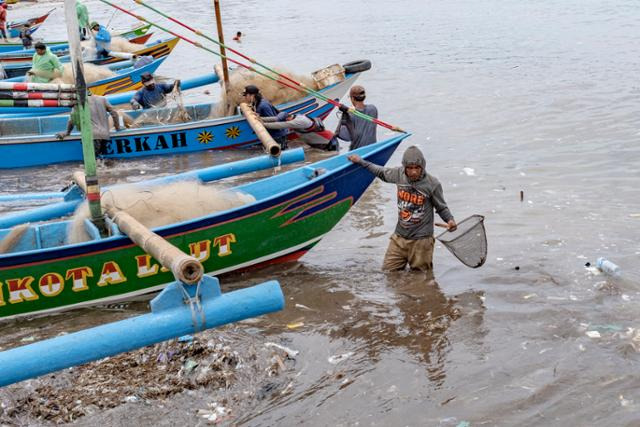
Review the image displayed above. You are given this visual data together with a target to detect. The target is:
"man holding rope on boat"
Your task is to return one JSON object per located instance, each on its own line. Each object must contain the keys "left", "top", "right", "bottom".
{"left": 348, "top": 146, "right": 456, "bottom": 281}
{"left": 329, "top": 85, "right": 378, "bottom": 151}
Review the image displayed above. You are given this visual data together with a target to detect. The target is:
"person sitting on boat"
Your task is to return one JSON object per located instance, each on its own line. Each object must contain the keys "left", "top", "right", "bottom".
{"left": 348, "top": 146, "right": 456, "bottom": 282}
{"left": 91, "top": 21, "right": 111, "bottom": 58}
{"left": 242, "top": 85, "right": 289, "bottom": 150}
{"left": 19, "top": 23, "right": 33, "bottom": 50}
{"left": 130, "top": 72, "right": 181, "bottom": 110}
{"left": 26, "top": 42, "right": 63, "bottom": 84}
{"left": 261, "top": 111, "right": 334, "bottom": 150}
{"left": 56, "top": 94, "right": 122, "bottom": 157}
{"left": 77, "top": 1, "right": 91, "bottom": 41}
{"left": 0, "top": 3, "right": 8, "bottom": 42}
{"left": 330, "top": 85, "right": 378, "bottom": 151}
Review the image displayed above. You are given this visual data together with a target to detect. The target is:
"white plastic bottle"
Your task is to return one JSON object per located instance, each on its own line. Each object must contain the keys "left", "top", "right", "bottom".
{"left": 596, "top": 257, "right": 621, "bottom": 277}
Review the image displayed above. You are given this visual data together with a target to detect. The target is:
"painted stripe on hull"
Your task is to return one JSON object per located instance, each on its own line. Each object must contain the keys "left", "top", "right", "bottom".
{"left": 0, "top": 235, "right": 323, "bottom": 321}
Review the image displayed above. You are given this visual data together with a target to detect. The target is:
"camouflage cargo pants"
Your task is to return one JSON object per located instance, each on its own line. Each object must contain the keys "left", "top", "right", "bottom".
{"left": 382, "top": 233, "right": 435, "bottom": 279}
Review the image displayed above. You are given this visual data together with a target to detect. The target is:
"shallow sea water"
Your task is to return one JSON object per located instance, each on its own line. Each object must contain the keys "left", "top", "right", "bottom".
{"left": 2, "top": 0, "right": 640, "bottom": 425}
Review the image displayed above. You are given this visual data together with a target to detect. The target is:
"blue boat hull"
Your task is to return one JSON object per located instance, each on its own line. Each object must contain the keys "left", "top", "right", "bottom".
{"left": 0, "top": 134, "right": 408, "bottom": 271}
{"left": 0, "top": 74, "right": 359, "bottom": 168}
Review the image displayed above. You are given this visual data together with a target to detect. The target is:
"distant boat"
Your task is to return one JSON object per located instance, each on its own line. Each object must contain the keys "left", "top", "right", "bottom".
{"left": 0, "top": 134, "right": 409, "bottom": 320}
{"left": 5, "top": 8, "right": 55, "bottom": 39}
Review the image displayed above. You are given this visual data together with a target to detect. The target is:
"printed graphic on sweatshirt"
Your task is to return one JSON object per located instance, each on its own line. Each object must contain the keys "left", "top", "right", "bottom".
{"left": 397, "top": 185, "right": 427, "bottom": 227}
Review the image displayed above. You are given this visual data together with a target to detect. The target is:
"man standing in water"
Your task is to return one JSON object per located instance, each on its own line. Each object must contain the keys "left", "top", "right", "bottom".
{"left": 331, "top": 85, "right": 378, "bottom": 151}
{"left": 348, "top": 145, "right": 457, "bottom": 280}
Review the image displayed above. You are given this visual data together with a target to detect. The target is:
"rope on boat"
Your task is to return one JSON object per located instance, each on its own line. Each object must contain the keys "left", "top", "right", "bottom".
{"left": 98, "top": 0, "right": 405, "bottom": 133}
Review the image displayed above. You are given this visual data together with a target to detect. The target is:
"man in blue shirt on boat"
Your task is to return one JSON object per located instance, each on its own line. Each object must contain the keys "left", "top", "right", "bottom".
{"left": 243, "top": 84, "right": 289, "bottom": 150}
{"left": 90, "top": 21, "right": 111, "bottom": 58}
{"left": 131, "top": 72, "right": 181, "bottom": 110}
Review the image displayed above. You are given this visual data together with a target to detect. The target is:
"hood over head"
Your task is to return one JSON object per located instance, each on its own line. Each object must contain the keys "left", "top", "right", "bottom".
{"left": 402, "top": 145, "right": 426, "bottom": 181}
{"left": 401, "top": 145, "right": 426, "bottom": 168}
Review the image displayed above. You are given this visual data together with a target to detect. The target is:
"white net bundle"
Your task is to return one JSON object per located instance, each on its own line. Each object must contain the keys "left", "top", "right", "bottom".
{"left": 67, "top": 180, "right": 255, "bottom": 243}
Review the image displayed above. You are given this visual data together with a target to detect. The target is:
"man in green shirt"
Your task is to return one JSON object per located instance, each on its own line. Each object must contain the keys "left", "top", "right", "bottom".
{"left": 27, "top": 42, "right": 63, "bottom": 83}
{"left": 76, "top": 1, "right": 90, "bottom": 40}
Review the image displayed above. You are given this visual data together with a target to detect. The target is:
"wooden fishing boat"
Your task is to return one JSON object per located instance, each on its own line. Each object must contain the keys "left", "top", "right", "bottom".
{"left": 1, "top": 56, "right": 167, "bottom": 99}
{"left": 0, "top": 23, "right": 152, "bottom": 54}
{"left": 0, "top": 134, "right": 409, "bottom": 320}
{"left": 0, "top": 33, "right": 153, "bottom": 65}
{"left": 1, "top": 37, "right": 178, "bottom": 78}
{"left": 5, "top": 8, "right": 55, "bottom": 39}
{"left": 0, "top": 72, "right": 218, "bottom": 119}
{"left": 0, "top": 71, "right": 360, "bottom": 168}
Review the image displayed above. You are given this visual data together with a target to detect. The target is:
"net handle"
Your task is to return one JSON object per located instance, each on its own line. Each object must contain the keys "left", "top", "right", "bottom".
{"left": 435, "top": 214, "right": 485, "bottom": 241}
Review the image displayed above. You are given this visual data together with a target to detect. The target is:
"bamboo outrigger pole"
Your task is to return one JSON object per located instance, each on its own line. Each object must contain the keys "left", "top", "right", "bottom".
{"left": 64, "top": 0, "right": 107, "bottom": 237}
{"left": 239, "top": 102, "right": 281, "bottom": 157}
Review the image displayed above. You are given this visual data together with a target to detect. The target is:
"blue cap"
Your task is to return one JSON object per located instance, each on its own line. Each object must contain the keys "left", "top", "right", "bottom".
{"left": 276, "top": 112, "right": 289, "bottom": 121}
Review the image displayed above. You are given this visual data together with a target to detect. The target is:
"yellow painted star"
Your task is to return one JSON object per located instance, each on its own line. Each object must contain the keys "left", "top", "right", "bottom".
{"left": 225, "top": 126, "right": 241, "bottom": 139}
{"left": 197, "top": 130, "right": 214, "bottom": 144}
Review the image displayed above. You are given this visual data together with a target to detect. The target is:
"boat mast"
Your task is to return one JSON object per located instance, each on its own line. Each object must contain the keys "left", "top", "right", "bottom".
{"left": 64, "top": 0, "right": 107, "bottom": 236}
{"left": 213, "top": 0, "right": 230, "bottom": 87}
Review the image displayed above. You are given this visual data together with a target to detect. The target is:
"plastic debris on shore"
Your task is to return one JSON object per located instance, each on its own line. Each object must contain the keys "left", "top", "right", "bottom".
{"left": 328, "top": 352, "right": 354, "bottom": 365}
{"left": 0, "top": 334, "right": 242, "bottom": 424}
{"left": 197, "top": 402, "right": 231, "bottom": 424}
{"left": 264, "top": 342, "right": 299, "bottom": 358}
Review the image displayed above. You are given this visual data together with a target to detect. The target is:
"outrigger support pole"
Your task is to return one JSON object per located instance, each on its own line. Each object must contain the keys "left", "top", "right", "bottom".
{"left": 0, "top": 276, "right": 284, "bottom": 387}
{"left": 64, "top": 0, "right": 108, "bottom": 237}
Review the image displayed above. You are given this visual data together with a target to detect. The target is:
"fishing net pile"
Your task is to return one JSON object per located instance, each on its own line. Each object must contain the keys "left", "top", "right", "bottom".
{"left": 81, "top": 37, "right": 141, "bottom": 60}
{"left": 121, "top": 89, "right": 192, "bottom": 128}
{"left": 109, "top": 37, "right": 143, "bottom": 53}
{"left": 211, "top": 68, "right": 318, "bottom": 118}
{"left": 67, "top": 180, "right": 255, "bottom": 243}
{"left": 51, "top": 63, "right": 116, "bottom": 85}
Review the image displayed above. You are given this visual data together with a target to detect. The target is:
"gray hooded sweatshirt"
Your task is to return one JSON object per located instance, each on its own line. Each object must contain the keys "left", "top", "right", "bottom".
{"left": 358, "top": 145, "right": 454, "bottom": 239}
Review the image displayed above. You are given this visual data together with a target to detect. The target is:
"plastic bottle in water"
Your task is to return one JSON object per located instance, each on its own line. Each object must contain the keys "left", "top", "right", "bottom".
{"left": 596, "top": 257, "right": 621, "bottom": 277}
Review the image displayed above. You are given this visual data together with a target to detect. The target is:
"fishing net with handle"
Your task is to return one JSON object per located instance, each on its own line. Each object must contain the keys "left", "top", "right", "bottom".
{"left": 436, "top": 214, "right": 487, "bottom": 268}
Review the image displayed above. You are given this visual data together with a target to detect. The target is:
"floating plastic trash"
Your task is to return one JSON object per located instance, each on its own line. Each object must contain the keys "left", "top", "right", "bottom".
{"left": 596, "top": 257, "right": 621, "bottom": 277}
